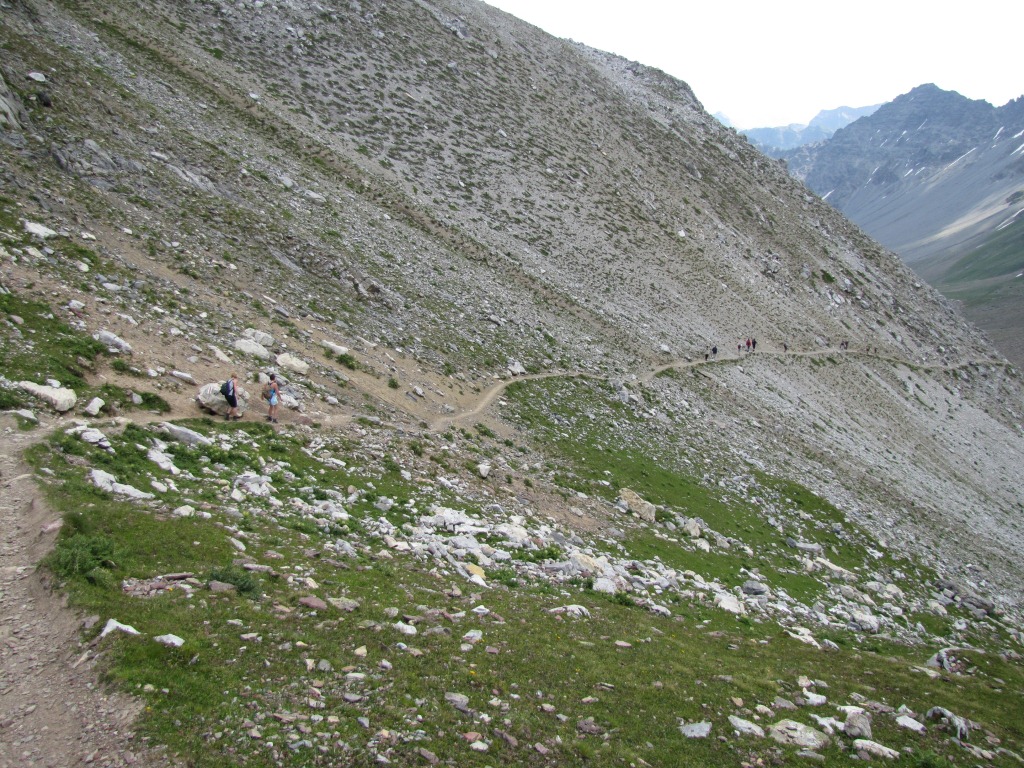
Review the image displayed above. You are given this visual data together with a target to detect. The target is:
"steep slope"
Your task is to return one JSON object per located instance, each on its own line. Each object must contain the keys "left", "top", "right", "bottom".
{"left": 0, "top": 0, "right": 1020, "bottom": 601}
{"left": 1, "top": 2, "right": 1024, "bottom": 765}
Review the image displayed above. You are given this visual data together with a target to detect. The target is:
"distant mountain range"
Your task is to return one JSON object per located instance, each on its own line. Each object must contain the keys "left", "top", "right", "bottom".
{"left": 762, "top": 85, "right": 1024, "bottom": 365}
{"left": 738, "top": 104, "right": 881, "bottom": 152}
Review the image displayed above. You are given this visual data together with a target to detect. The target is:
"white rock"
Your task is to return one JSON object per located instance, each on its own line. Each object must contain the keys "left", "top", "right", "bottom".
{"left": 243, "top": 328, "right": 275, "bottom": 347}
{"left": 154, "top": 634, "right": 185, "bottom": 647}
{"left": 100, "top": 618, "right": 140, "bottom": 638}
{"left": 147, "top": 448, "right": 180, "bottom": 475}
{"left": 802, "top": 690, "right": 827, "bottom": 706}
{"left": 322, "top": 340, "right": 349, "bottom": 356}
{"left": 89, "top": 469, "right": 155, "bottom": 499}
{"left": 679, "top": 721, "right": 712, "bottom": 738}
{"left": 23, "top": 220, "right": 58, "bottom": 239}
{"left": 17, "top": 381, "right": 77, "bottom": 412}
{"left": 84, "top": 397, "right": 105, "bottom": 416}
{"left": 618, "top": 488, "right": 656, "bottom": 522}
{"left": 95, "top": 330, "right": 133, "bottom": 353}
{"left": 208, "top": 344, "right": 232, "bottom": 363}
{"left": 848, "top": 607, "right": 880, "bottom": 633}
{"left": 234, "top": 338, "right": 271, "bottom": 359}
{"left": 729, "top": 716, "right": 765, "bottom": 738}
{"left": 159, "top": 422, "right": 213, "bottom": 446}
{"left": 852, "top": 739, "right": 900, "bottom": 759}
{"left": 714, "top": 593, "right": 746, "bottom": 615}
{"left": 894, "top": 715, "right": 926, "bottom": 734}
{"left": 277, "top": 352, "right": 309, "bottom": 375}
{"left": 768, "top": 720, "right": 829, "bottom": 750}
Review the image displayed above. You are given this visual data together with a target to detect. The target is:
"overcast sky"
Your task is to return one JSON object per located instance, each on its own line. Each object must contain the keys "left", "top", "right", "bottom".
{"left": 481, "top": 0, "right": 1024, "bottom": 129}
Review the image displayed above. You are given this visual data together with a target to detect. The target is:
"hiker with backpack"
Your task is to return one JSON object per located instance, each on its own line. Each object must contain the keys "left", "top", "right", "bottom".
{"left": 263, "top": 372, "right": 280, "bottom": 423}
{"left": 220, "top": 372, "right": 241, "bottom": 421}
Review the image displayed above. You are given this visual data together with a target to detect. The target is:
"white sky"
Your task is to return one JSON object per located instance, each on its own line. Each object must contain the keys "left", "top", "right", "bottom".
{"left": 481, "top": 0, "right": 1023, "bottom": 129}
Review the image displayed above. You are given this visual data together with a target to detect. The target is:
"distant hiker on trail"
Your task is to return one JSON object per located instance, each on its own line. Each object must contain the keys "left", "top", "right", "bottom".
{"left": 711, "top": 346, "right": 717, "bottom": 359}
{"left": 264, "top": 373, "right": 280, "bottom": 423}
{"left": 221, "top": 372, "right": 241, "bottom": 421}
{"left": 745, "top": 338, "right": 751, "bottom": 352}
{"left": 705, "top": 351, "right": 709, "bottom": 362}
{"left": 783, "top": 342, "right": 788, "bottom": 353}
{"left": 752, "top": 338, "right": 757, "bottom": 351}
{"left": 738, "top": 343, "right": 742, "bottom": 354}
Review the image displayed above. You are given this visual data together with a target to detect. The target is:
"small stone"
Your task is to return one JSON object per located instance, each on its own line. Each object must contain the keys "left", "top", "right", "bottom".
{"left": 299, "top": 595, "right": 328, "bottom": 611}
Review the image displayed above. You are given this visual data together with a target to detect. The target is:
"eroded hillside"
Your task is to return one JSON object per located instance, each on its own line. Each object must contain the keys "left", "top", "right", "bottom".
{"left": 1, "top": 1, "right": 1024, "bottom": 766}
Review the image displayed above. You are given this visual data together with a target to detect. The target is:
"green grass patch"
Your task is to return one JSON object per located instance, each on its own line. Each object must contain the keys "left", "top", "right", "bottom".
{"left": 0, "top": 291, "right": 108, "bottom": 407}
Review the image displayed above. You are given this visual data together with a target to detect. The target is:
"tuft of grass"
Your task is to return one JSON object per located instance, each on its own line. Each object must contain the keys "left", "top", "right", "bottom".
{"left": 44, "top": 533, "right": 119, "bottom": 579}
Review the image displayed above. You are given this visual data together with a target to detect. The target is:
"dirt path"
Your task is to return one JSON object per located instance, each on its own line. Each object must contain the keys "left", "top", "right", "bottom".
{"left": 428, "top": 347, "right": 1004, "bottom": 431}
{"left": 0, "top": 414, "right": 171, "bottom": 768}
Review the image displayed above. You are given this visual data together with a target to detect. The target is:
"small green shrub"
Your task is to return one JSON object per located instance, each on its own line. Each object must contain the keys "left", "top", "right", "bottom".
{"left": 337, "top": 352, "right": 360, "bottom": 370}
{"left": 208, "top": 565, "right": 261, "bottom": 597}
{"left": 45, "top": 533, "right": 118, "bottom": 579}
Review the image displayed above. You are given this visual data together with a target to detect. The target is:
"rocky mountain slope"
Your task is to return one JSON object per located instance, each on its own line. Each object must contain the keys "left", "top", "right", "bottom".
{"left": 2, "top": 1, "right": 1024, "bottom": 766}
{"left": 782, "top": 84, "right": 1024, "bottom": 363}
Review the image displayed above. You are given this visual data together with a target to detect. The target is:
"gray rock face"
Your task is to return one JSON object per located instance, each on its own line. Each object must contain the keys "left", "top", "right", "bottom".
{"left": 234, "top": 338, "right": 271, "bottom": 359}
{"left": 843, "top": 710, "right": 872, "bottom": 739}
{"left": 0, "top": 73, "right": 29, "bottom": 131}
{"left": 728, "top": 715, "right": 765, "bottom": 738}
{"left": 618, "top": 489, "right": 656, "bottom": 523}
{"left": 768, "top": 720, "right": 829, "bottom": 750}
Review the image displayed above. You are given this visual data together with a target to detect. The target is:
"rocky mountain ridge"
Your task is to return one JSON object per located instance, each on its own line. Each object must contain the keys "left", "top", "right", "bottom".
{"left": 780, "top": 84, "right": 1024, "bottom": 364}
{"left": 742, "top": 103, "right": 881, "bottom": 153}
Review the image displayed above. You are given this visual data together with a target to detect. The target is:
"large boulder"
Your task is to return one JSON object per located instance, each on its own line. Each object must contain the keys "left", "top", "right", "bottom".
{"left": 768, "top": 720, "right": 830, "bottom": 750}
{"left": 243, "top": 328, "right": 275, "bottom": 347}
{"left": 17, "top": 381, "right": 77, "bottom": 412}
{"left": 233, "top": 338, "right": 270, "bottom": 360}
{"left": 618, "top": 488, "right": 657, "bottom": 522}
{"left": 322, "top": 340, "right": 349, "bottom": 356}
{"left": 195, "top": 382, "right": 250, "bottom": 417}
{"left": 276, "top": 352, "right": 309, "bottom": 375}
{"left": 158, "top": 422, "right": 213, "bottom": 447}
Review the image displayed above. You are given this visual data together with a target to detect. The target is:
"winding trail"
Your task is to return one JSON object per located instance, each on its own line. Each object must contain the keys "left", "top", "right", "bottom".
{"left": 427, "top": 346, "right": 1008, "bottom": 432}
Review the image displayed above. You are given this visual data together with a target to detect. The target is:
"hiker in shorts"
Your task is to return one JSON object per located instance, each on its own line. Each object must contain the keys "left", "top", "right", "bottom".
{"left": 223, "top": 372, "right": 241, "bottom": 421}
{"left": 265, "top": 373, "right": 281, "bottom": 423}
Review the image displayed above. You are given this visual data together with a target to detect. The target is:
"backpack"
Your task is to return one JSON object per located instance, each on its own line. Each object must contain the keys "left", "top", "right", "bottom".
{"left": 262, "top": 383, "right": 272, "bottom": 401}
{"left": 220, "top": 379, "right": 232, "bottom": 397}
